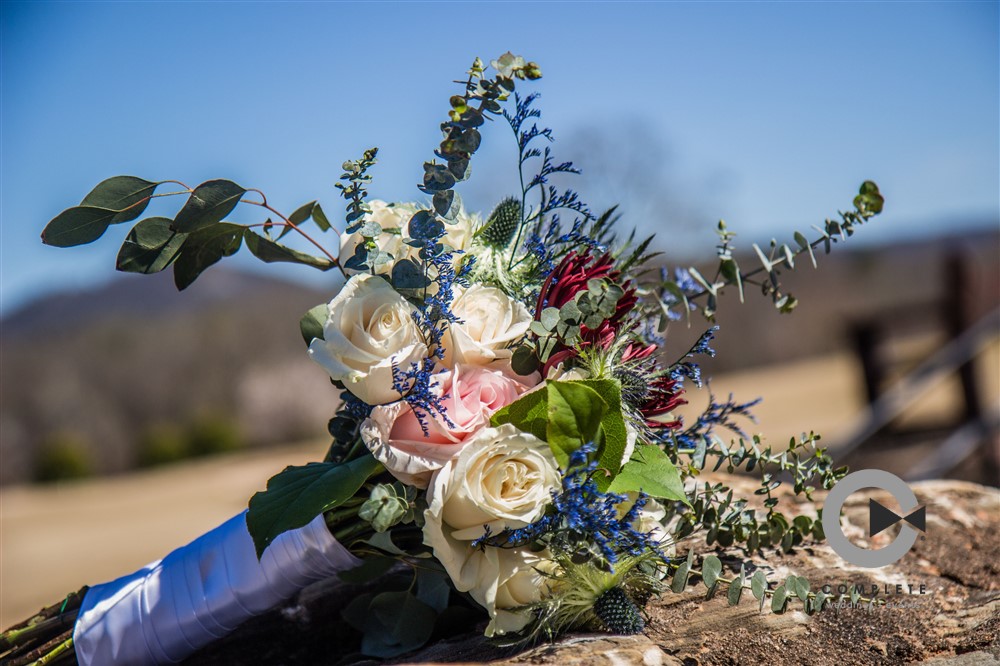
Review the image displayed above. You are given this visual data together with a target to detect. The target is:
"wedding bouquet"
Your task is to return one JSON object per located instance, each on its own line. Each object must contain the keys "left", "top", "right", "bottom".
{"left": 4, "top": 53, "right": 883, "bottom": 665}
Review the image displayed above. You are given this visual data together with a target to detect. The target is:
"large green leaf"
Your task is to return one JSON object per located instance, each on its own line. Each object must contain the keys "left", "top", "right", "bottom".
{"left": 81, "top": 175, "right": 159, "bottom": 223}
{"left": 41, "top": 206, "right": 119, "bottom": 247}
{"left": 607, "top": 443, "right": 688, "bottom": 503}
{"left": 246, "top": 452, "right": 380, "bottom": 557}
{"left": 172, "top": 179, "right": 246, "bottom": 233}
{"left": 579, "top": 378, "right": 629, "bottom": 484}
{"left": 244, "top": 230, "right": 337, "bottom": 270}
{"left": 489, "top": 385, "right": 548, "bottom": 442}
{"left": 490, "top": 379, "right": 627, "bottom": 491}
{"left": 116, "top": 217, "right": 187, "bottom": 274}
{"left": 546, "top": 381, "right": 607, "bottom": 465}
{"left": 172, "top": 223, "right": 245, "bottom": 290}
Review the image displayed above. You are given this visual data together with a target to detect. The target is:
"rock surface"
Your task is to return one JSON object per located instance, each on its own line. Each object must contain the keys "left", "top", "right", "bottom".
{"left": 184, "top": 476, "right": 999, "bottom": 666}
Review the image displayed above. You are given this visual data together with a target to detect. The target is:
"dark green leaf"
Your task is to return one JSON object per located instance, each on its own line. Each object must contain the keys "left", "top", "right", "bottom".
{"left": 116, "top": 217, "right": 187, "bottom": 274}
{"left": 311, "top": 202, "right": 332, "bottom": 232}
{"left": 510, "top": 345, "right": 539, "bottom": 376}
{"left": 391, "top": 259, "right": 430, "bottom": 289}
{"left": 299, "top": 303, "right": 327, "bottom": 346}
{"left": 42, "top": 206, "right": 118, "bottom": 247}
{"left": 363, "top": 591, "right": 437, "bottom": 657}
{"left": 172, "top": 223, "right": 244, "bottom": 290}
{"left": 246, "top": 452, "right": 380, "bottom": 557}
{"left": 728, "top": 567, "right": 745, "bottom": 606}
{"left": 244, "top": 230, "right": 336, "bottom": 270}
{"left": 415, "top": 569, "right": 451, "bottom": 613}
{"left": 80, "top": 176, "right": 159, "bottom": 223}
{"left": 172, "top": 180, "right": 246, "bottom": 233}
{"left": 338, "top": 557, "right": 397, "bottom": 583}
{"left": 407, "top": 210, "right": 444, "bottom": 241}
{"left": 607, "top": 444, "right": 688, "bottom": 503}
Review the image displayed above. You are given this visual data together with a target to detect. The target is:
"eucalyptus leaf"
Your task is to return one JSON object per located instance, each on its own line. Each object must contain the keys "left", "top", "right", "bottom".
{"left": 172, "top": 223, "right": 244, "bottom": 290}
{"left": 362, "top": 591, "right": 437, "bottom": 657}
{"left": 172, "top": 180, "right": 246, "bottom": 233}
{"left": 246, "top": 452, "right": 380, "bottom": 557}
{"left": 80, "top": 175, "right": 159, "bottom": 223}
{"left": 702, "top": 555, "right": 722, "bottom": 588}
{"left": 244, "top": 230, "right": 336, "bottom": 270}
{"left": 42, "top": 206, "right": 119, "bottom": 247}
{"left": 116, "top": 217, "right": 187, "bottom": 274}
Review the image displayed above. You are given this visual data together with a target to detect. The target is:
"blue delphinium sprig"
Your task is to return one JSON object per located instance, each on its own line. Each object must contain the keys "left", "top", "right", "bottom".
{"left": 669, "top": 392, "right": 762, "bottom": 451}
{"left": 473, "top": 444, "right": 663, "bottom": 568}
{"left": 390, "top": 223, "right": 474, "bottom": 434}
{"left": 667, "top": 325, "right": 719, "bottom": 388}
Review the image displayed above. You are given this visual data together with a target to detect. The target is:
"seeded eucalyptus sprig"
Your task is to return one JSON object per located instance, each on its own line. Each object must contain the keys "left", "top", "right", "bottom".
{"left": 657, "top": 181, "right": 884, "bottom": 322}
{"left": 661, "top": 430, "right": 843, "bottom": 553}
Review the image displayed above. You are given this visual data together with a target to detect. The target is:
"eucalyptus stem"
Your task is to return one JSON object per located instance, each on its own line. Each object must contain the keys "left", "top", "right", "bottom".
{"left": 33, "top": 637, "right": 74, "bottom": 666}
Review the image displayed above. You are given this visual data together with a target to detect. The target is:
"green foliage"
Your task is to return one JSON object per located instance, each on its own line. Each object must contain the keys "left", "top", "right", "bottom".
{"left": 608, "top": 444, "right": 687, "bottom": 503}
{"left": 116, "top": 217, "right": 187, "bottom": 274}
{"left": 667, "top": 553, "right": 880, "bottom": 616}
{"left": 246, "top": 452, "right": 381, "bottom": 557}
{"left": 172, "top": 180, "right": 246, "bottom": 233}
{"left": 299, "top": 303, "right": 327, "bottom": 346}
{"left": 655, "top": 181, "right": 884, "bottom": 323}
{"left": 34, "top": 433, "right": 93, "bottom": 483}
{"left": 490, "top": 379, "right": 630, "bottom": 490}
{"left": 343, "top": 589, "right": 438, "bottom": 658}
{"left": 667, "top": 431, "right": 843, "bottom": 551}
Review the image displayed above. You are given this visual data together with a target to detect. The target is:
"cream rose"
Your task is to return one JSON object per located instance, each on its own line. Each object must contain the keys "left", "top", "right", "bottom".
{"left": 361, "top": 365, "right": 533, "bottom": 488}
{"left": 443, "top": 285, "right": 532, "bottom": 369}
{"left": 307, "top": 274, "right": 427, "bottom": 405}
{"left": 423, "top": 424, "right": 560, "bottom": 635}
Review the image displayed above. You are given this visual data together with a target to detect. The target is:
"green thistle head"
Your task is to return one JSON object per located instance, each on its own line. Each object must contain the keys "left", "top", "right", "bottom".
{"left": 477, "top": 196, "right": 522, "bottom": 249}
{"left": 594, "top": 587, "right": 645, "bottom": 634}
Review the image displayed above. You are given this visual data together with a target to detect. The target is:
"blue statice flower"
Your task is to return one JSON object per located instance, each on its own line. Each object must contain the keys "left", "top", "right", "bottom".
{"left": 668, "top": 325, "right": 719, "bottom": 388}
{"left": 473, "top": 444, "right": 664, "bottom": 568}
{"left": 391, "top": 226, "right": 473, "bottom": 434}
{"left": 669, "top": 392, "right": 762, "bottom": 450}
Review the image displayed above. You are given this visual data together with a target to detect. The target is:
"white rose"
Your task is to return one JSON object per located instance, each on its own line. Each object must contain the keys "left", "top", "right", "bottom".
{"left": 423, "top": 424, "right": 560, "bottom": 635}
{"left": 307, "top": 274, "right": 427, "bottom": 405}
{"left": 338, "top": 201, "right": 416, "bottom": 276}
{"left": 444, "top": 285, "right": 532, "bottom": 369}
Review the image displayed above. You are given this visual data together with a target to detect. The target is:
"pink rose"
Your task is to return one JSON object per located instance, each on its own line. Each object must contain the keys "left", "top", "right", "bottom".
{"left": 360, "top": 365, "right": 538, "bottom": 488}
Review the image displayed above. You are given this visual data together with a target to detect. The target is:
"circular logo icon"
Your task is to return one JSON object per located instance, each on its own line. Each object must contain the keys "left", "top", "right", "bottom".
{"left": 822, "top": 469, "right": 926, "bottom": 568}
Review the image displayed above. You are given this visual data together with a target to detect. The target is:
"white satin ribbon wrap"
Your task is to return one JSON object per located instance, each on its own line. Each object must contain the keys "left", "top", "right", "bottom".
{"left": 73, "top": 512, "right": 359, "bottom": 665}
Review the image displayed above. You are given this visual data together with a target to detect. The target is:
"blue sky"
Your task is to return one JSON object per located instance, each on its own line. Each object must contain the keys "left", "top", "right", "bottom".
{"left": 2, "top": 1, "right": 997, "bottom": 313}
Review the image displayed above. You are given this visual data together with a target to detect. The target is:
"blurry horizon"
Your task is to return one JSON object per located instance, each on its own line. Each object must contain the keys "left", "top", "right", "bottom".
{"left": 2, "top": 1, "right": 998, "bottom": 314}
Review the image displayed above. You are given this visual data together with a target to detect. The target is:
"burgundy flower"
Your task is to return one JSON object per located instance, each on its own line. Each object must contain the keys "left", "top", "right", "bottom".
{"left": 639, "top": 376, "right": 686, "bottom": 429}
{"left": 536, "top": 252, "right": 637, "bottom": 373}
